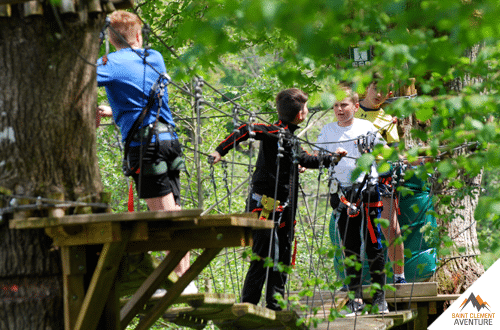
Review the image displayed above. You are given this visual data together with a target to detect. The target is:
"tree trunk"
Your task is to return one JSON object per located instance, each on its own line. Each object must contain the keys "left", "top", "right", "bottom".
{"left": 431, "top": 44, "right": 485, "bottom": 293}
{"left": 400, "top": 45, "right": 485, "bottom": 294}
{"left": 0, "top": 5, "right": 103, "bottom": 329}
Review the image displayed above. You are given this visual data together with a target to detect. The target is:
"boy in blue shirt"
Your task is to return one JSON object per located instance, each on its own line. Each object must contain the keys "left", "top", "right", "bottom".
{"left": 96, "top": 11, "right": 194, "bottom": 292}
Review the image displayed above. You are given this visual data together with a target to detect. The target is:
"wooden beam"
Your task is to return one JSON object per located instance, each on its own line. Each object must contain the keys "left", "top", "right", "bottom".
{"left": 0, "top": 0, "right": 30, "bottom": 5}
{"left": 113, "top": 0, "right": 133, "bottom": 9}
{"left": 10, "top": 209, "right": 203, "bottom": 229}
{"left": 313, "top": 317, "right": 393, "bottom": 330}
{"left": 74, "top": 230, "right": 131, "bottom": 330}
{"left": 135, "top": 247, "right": 223, "bottom": 330}
{"left": 0, "top": 4, "right": 11, "bottom": 16}
{"left": 61, "top": 246, "right": 87, "bottom": 330}
{"left": 126, "top": 226, "right": 254, "bottom": 252}
{"left": 46, "top": 222, "right": 122, "bottom": 246}
{"left": 120, "top": 249, "right": 189, "bottom": 328}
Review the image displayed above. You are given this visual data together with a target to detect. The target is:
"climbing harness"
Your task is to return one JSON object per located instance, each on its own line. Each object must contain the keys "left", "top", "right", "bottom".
{"left": 122, "top": 73, "right": 180, "bottom": 177}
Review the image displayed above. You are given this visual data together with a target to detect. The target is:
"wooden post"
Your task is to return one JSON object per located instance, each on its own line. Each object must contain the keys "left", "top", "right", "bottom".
{"left": 61, "top": 246, "right": 87, "bottom": 330}
{"left": 74, "top": 230, "right": 131, "bottom": 330}
{"left": 0, "top": 4, "right": 11, "bottom": 16}
{"left": 59, "top": 0, "right": 76, "bottom": 14}
{"left": 113, "top": 0, "right": 133, "bottom": 9}
{"left": 48, "top": 193, "right": 67, "bottom": 218}
{"left": 86, "top": 0, "right": 102, "bottom": 13}
{"left": 23, "top": 0, "right": 43, "bottom": 16}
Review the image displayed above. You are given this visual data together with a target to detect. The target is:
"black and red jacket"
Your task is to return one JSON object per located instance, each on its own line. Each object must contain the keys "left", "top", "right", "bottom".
{"left": 215, "top": 120, "right": 334, "bottom": 204}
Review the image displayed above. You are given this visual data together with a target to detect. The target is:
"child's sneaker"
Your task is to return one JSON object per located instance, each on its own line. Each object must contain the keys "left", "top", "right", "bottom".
{"left": 182, "top": 281, "right": 198, "bottom": 294}
{"left": 372, "top": 295, "right": 389, "bottom": 314}
{"left": 340, "top": 299, "right": 365, "bottom": 317}
{"left": 394, "top": 277, "right": 408, "bottom": 284}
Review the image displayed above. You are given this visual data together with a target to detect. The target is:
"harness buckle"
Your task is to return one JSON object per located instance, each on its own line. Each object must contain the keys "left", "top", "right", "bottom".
{"left": 259, "top": 195, "right": 280, "bottom": 221}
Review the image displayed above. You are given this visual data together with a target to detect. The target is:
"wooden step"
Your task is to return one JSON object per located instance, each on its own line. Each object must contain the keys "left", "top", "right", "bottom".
{"left": 305, "top": 310, "right": 416, "bottom": 329}
{"left": 149, "top": 293, "right": 307, "bottom": 330}
{"left": 295, "top": 282, "right": 438, "bottom": 308}
{"left": 311, "top": 317, "right": 394, "bottom": 330}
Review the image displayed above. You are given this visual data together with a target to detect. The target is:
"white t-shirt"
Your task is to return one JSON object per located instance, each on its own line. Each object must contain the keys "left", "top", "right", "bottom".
{"left": 316, "top": 118, "right": 386, "bottom": 185}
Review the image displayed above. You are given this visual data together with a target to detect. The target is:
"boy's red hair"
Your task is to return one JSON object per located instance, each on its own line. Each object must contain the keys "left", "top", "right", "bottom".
{"left": 109, "top": 10, "right": 142, "bottom": 48}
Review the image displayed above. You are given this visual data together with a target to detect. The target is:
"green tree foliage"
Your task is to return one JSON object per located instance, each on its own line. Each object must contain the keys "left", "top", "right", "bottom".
{"left": 95, "top": 0, "right": 500, "bottom": 326}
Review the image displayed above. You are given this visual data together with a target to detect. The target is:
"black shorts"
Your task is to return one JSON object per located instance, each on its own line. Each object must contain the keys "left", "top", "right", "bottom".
{"left": 128, "top": 139, "right": 182, "bottom": 202}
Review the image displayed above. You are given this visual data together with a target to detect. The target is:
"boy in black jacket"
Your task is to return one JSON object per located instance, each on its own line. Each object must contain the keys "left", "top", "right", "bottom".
{"left": 210, "top": 88, "right": 346, "bottom": 310}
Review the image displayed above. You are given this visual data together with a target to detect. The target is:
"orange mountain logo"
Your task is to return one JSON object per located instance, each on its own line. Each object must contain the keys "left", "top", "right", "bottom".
{"left": 460, "top": 293, "right": 491, "bottom": 312}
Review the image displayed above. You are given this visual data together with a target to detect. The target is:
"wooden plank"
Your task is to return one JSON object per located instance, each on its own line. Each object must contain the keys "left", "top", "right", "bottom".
{"left": 101, "top": 283, "right": 120, "bottom": 330}
{"left": 23, "top": 1, "right": 43, "bottom": 16}
{"left": 312, "top": 317, "right": 393, "bottom": 330}
{"left": 61, "top": 246, "right": 86, "bottom": 330}
{"left": 126, "top": 226, "right": 254, "bottom": 252}
{"left": 383, "top": 282, "right": 438, "bottom": 298}
{"left": 10, "top": 208, "right": 203, "bottom": 229}
{"left": 0, "top": 4, "right": 11, "bottom": 16}
{"left": 46, "top": 222, "right": 122, "bottom": 246}
{"left": 162, "top": 298, "right": 306, "bottom": 330}
{"left": 63, "top": 274, "right": 86, "bottom": 330}
{"left": 295, "top": 283, "right": 439, "bottom": 308}
{"left": 135, "top": 247, "right": 223, "bottom": 330}
{"left": 428, "top": 300, "right": 437, "bottom": 314}
{"left": 212, "top": 303, "right": 276, "bottom": 329}
{"left": 414, "top": 304, "right": 429, "bottom": 329}
{"left": 74, "top": 230, "right": 131, "bottom": 330}
{"left": 0, "top": 0, "right": 30, "bottom": 5}
{"left": 153, "top": 293, "right": 237, "bottom": 329}
{"left": 212, "top": 303, "right": 310, "bottom": 330}
{"left": 306, "top": 308, "right": 417, "bottom": 327}
{"left": 385, "top": 294, "right": 461, "bottom": 303}
{"left": 120, "top": 249, "right": 189, "bottom": 328}
{"left": 113, "top": 0, "right": 134, "bottom": 10}
{"left": 358, "top": 310, "right": 418, "bottom": 327}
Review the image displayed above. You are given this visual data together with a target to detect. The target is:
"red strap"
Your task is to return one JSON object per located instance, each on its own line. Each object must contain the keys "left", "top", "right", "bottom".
{"left": 364, "top": 205, "right": 378, "bottom": 244}
{"left": 366, "top": 201, "right": 383, "bottom": 207}
{"left": 279, "top": 219, "right": 296, "bottom": 229}
{"left": 396, "top": 197, "right": 401, "bottom": 215}
{"left": 128, "top": 181, "right": 134, "bottom": 212}
{"left": 340, "top": 195, "right": 360, "bottom": 217}
{"left": 291, "top": 238, "right": 298, "bottom": 267}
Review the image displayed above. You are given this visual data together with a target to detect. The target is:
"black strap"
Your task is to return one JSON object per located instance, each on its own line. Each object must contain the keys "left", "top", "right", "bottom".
{"left": 122, "top": 85, "right": 159, "bottom": 176}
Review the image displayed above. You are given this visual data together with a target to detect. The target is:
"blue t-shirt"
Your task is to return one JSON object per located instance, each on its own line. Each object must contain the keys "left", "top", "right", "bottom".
{"left": 97, "top": 48, "right": 176, "bottom": 143}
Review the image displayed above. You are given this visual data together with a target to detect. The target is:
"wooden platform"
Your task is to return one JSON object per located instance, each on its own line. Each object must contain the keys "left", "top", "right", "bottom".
{"left": 305, "top": 310, "right": 416, "bottom": 330}
{"left": 122, "top": 292, "right": 307, "bottom": 330}
{"left": 10, "top": 210, "right": 457, "bottom": 330}
{"left": 312, "top": 317, "right": 394, "bottom": 330}
{"left": 294, "top": 284, "right": 460, "bottom": 330}
{"left": 10, "top": 209, "right": 274, "bottom": 330}
{"left": 295, "top": 282, "right": 438, "bottom": 308}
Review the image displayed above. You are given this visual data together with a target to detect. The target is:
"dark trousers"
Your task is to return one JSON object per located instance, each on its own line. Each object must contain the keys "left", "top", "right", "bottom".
{"left": 336, "top": 186, "right": 386, "bottom": 299}
{"left": 241, "top": 193, "right": 293, "bottom": 311}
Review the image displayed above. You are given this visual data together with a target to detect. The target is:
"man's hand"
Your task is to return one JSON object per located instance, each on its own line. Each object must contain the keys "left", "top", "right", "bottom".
{"left": 209, "top": 151, "right": 222, "bottom": 164}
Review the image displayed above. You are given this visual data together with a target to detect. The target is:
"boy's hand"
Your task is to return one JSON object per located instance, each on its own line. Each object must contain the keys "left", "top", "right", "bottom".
{"left": 209, "top": 151, "right": 221, "bottom": 164}
{"left": 97, "top": 105, "right": 113, "bottom": 117}
{"left": 335, "top": 147, "right": 348, "bottom": 157}
{"left": 328, "top": 147, "right": 347, "bottom": 165}
{"left": 96, "top": 105, "right": 113, "bottom": 127}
